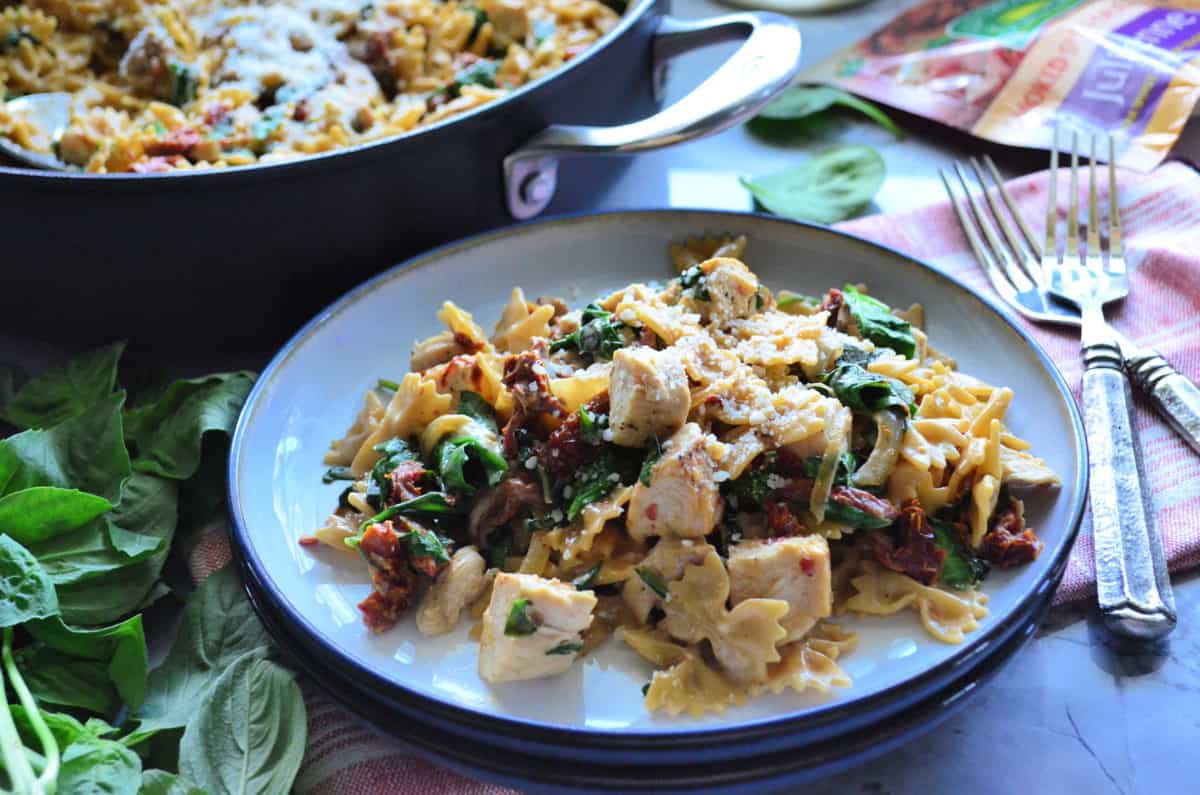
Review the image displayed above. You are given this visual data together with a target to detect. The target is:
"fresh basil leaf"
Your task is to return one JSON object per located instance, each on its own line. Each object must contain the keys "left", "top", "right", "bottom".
{"left": 10, "top": 705, "right": 115, "bottom": 750}
{"left": 132, "top": 567, "right": 271, "bottom": 743}
{"left": 635, "top": 567, "right": 669, "bottom": 599}
{"left": 123, "top": 372, "right": 254, "bottom": 479}
{"left": 0, "top": 486, "right": 112, "bottom": 545}
{"left": 546, "top": 641, "right": 582, "bottom": 656}
{"left": 457, "top": 391, "right": 498, "bottom": 434}
{"left": 741, "top": 145, "right": 886, "bottom": 225}
{"left": 0, "top": 391, "right": 130, "bottom": 503}
{"left": 14, "top": 643, "right": 121, "bottom": 715}
{"left": 33, "top": 472, "right": 177, "bottom": 624}
{"left": 572, "top": 563, "right": 601, "bottom": 591}
{"left": 824, "top": 363, "right": 913, "bottom": 414}
{"left": 931, "top": 518, "right": 989, "bottom": 589}
{"left": 549, "top": 304, "right": 626, "bottom": 360}
{"left": 437, "top": 436, "right": 507, "bottom": 497}
{"left": 842, "top": 286, "right": 916, "bottom": 359}
{"left": 178, "top": 654, "right": 305, "bottom": 795}
{"left": 59, "top": 736, "right": 143, "bottom": 795}
{"left": 139, "top": 769, "right": 207, "bottom": 795}
{"left": 0, "top": 342, "right": 124, "bottom": 430}
{"left": 26, "top": 614, "right": 148, "bottom": 710}
{"left": 504, "top": 597, "right": 537, "bottom": 636}
{"left": 0, "top": 533, "right": 59, "bottom": 627}
{"left": 756, "top": 85, "right": 902, "bottom": 138}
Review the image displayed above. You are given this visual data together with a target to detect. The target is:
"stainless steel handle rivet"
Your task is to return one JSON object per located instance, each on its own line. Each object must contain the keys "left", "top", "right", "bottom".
{"left": 520, "top": 172, "right": 555, "bottom": 206}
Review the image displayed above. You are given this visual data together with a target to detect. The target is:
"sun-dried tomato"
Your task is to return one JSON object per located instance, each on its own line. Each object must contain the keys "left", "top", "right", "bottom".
{"left": 870, "top": 499, "right": 944, "bottom": 585}
{"left": 978, "top": 498, "right": 1043, "bottom": 567}
{"left": 467, "top": 476, "right": 545, "bottom": 547}
{"left": 501, "top": 346, "right": 567, "bottom": 455}
{"left": 538, "top": 392, "right": 608, "bottom": 482}
{"left": 385, "top": 460, "right": 427, "bottom": 506}
{"left": 819, "top": 288, "right": 844, "bottom": 328}
{"left": 766, "top": 500, "right": 806, "bottom": 537}
{"left": 356, "top": 521, "right": 420, "bottom": 632}
{"left": 830, "top": 485, "right": 901, "bottom": 523}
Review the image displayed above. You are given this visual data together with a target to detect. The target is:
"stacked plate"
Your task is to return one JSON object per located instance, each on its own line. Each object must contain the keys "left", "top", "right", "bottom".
{"left": 227, "top": 211, "right": 1087, "bottom": 792}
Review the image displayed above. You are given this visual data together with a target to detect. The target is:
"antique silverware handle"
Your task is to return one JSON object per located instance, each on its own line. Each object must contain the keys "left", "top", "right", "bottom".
{"left": 1119, "top": 338, "right": 1200, "bottom": 457}
{"left": 1082, "top": 321, "right": 1176, "bottom": 640}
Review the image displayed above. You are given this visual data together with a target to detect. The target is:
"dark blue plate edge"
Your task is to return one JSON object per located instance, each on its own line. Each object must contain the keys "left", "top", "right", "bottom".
{"left": 226, "top": 208, "right": 1089, "bottom": 749}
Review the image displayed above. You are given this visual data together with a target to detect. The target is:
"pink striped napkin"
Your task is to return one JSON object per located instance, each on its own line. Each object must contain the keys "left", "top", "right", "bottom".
{"left": 192, "top": 160, "right": 1200, "bottom": 793}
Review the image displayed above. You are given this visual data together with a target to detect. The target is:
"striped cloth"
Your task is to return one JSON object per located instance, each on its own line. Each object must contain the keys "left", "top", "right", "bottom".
{"left": 193, "top": 160, "right": 1200, "bottom": 793}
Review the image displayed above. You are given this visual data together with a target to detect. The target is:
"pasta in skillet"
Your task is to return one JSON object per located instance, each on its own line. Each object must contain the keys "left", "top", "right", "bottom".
{"left": 0, "top": 0, "right": 623, "bottom": 172}
{"left": 307, "top": 234, "right": 1060, "bottom": 717}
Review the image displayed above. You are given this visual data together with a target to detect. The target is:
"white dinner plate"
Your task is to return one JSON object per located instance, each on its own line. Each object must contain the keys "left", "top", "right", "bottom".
{"left": 228, "top": 210, "right": 1086, "bottom": 742}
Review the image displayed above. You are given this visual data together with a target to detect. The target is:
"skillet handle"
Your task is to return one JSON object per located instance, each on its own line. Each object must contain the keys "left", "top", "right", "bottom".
{"left": 503, "top": 12, "right": 802, "bottom": 219}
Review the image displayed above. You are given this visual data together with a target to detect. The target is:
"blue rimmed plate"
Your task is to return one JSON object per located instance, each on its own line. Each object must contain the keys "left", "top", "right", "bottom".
{"left": 227, "top": 210, "right": 1086, "bottom": 780}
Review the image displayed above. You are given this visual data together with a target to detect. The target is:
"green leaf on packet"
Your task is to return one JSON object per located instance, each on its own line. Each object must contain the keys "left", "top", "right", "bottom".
{"left": 756, "top": 85, "right": 903, "bottom": 139}
{"left": 741, "top": 145, "right": 885, "bottom": 225}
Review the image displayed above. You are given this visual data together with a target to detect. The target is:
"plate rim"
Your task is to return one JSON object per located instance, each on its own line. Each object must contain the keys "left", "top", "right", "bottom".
{"left": 227, "top": 208, "right": 1089, "bottom": 744}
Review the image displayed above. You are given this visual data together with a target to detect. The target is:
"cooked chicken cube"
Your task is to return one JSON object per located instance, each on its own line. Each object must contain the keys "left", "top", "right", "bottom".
{"left": 416, "top": 546, "right": 490, "bottom": 636}
{"left": 728, "top": 536, "right": 832, "bottom": 643}
{"left": 701, "top": 257, "right": 759, "bottom": 325}
{"left": 627, "top": 423, "right": 724, "bottom": 541}
{"left": 622, "top": 538, "right": 711, "bottom": 623}
{"left": 479, "top": 0, "right": 528, "bottom": 45}
{"left": 478, "top": 573, "right": 597, "bottom": 683}
{"left": 609, "top": 346, "right": 690, "bottom": 448}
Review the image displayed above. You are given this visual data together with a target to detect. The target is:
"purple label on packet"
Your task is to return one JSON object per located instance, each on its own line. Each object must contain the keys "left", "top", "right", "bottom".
{"left": 1058, "top": 8, "right": 1200, "bottom": 138}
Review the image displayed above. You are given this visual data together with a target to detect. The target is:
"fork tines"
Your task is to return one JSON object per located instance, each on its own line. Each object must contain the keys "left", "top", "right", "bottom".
{"left": 940, "top": 132, "right": 1125, "bottom": 309}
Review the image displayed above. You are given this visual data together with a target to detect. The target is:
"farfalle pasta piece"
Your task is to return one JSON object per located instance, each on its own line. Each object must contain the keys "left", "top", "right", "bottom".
{"left": 661, "top": 547, "right": 789, "bottom": 682}
{"left": 349, "top": 373, "right": 453, "bottom": 475}
{"left": 846, "top": 563, "right": 988, "bottom": 643}
{"left": 545, "top": 485, "right": 634, "bottom": 565}
{"left": 754, "top": 622, "right": 856, "bottom": 696}
{"left": 324, "top": 388, "right": 386, "bottom": 466}
{"left": 622, "top": 628, "right": 747, "bottom": 718}
{"left": 492, "top": 288, "right": 556, "bottom": 353}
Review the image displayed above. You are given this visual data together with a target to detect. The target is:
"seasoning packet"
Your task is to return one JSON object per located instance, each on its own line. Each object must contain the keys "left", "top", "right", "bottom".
{"left": 805, "top": 0, "right": 1200, "bottom": 170}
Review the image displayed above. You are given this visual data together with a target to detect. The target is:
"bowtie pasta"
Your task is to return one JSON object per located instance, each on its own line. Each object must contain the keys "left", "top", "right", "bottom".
{"left": 308, "top": 234, "right": 1060, "bottom": 717}
{"left": 0, "top": 0, "right": 622, "bottom": 172}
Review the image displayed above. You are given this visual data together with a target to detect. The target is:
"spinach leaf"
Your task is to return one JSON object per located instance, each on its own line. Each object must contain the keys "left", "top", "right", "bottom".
{"left": 0, "top": 391, "right": 130, "bottom": 503}
{"left": 454, "top": 59, "right": 498, "bottom": 90}
{"left": 578, "top": 406, "right": 606, "bottom": 444}
{"left": 377, "top": 378, "right": 400, "bottom": 391}
{"left": 824, "top": 363, "right": 914, "bottom": 415}
{"left": 638, "top": 446, "right": 661, "bottom": 488}
{"left": 403, "top": 526, "right": 453, "bottom": 565}
{"left": 775, "top": 292, "right": 817, "bottom": 310}
{"left": 178, "top": 653, "right": 305, "bottom": 795}
{"left": 504, "top": 598, "right": 537, "bottom": 636}
{"left": 842, "top": 286, "right": 916, "bottom": 359}
{"left": 549, "top": 304, "right": 626, "bottom": 360}
{"left": 139, "top": 769, "right": 207, "bottom": 795}
{"left": 34, "top": 472, "right": 178, "bottom": 624}
{"left": 546, "top": 641, "right": 582, "bottom": 656}
{"left": 26, "top": 614, "right": 148, "bottom": 710}
{"left": 487, "top": 529, "right": 511, "bottom": 570}
{"left": 729, "top": 463, "right": 773, "bottom": 507}
{"left": 931, "top": 518, "right": 989, "bottom": 589}
{"left": 369, "top": 436, "right": 420, "bottom": 499}
{"left": 679, "top": 265, "right": 711, "bottom": 301}
{"left": 635, "top": 567, "right": 669, "bottom": 599}
{"left": 123, "top": 372, "right": 254, "bottom": 479}
{"left": 756, "top": 85, "right": 902, "bottom": 138}
{"left": 59, "top": 736, "right": 143, "bottom": 795}
{"left": 167, "top": 61, "right": 199, "bottom": 107}
{"left": 572, "top": 562, "right": 601, "bottom": 590}
{"left": 741, "top": 145, "right": 885, "bottom": 225}
{"left": 0, "top": 342, "right": 124, "bottom": 430}
{"left": 464, "top": 5, "right": 488, "bottom": 46}
{"left": 132, "top": 567, "right": 271, "bottom": 743}
{"left": 436, "top": 436, "right": 507, "bottom": 496}
{"left": 823, "top": 502, "right": 893, "bottom": 530}
{"left": 14, "top": 643, "right": 121, "bottom": 715}
{"left": 457, "top": 391, "right": 498, "bottom": 434}
{"left": 0, "top": 486, "right": 112, "bottom": 545}
{"left": 0, "top": 534, "right": 58, "bottom": 626}
{"left": 321, "top": 465, "right": 356, "bottom": 484}
{"left": 801, "top": 453, "right": 857, "bottom": 487}
{"left": 567, "top": 450, "right": 628, "bottom": 520}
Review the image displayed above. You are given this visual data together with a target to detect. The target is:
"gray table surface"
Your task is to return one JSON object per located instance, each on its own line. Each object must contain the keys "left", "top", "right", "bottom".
{"left": 600, "top": 1, "right": 1197, "bottom": 793}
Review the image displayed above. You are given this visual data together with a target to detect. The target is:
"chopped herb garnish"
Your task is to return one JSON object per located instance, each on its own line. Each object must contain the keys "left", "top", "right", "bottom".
{"left": 776, "top": 292, "right": 818, "bottom": 309}
{"left": 546, "top": 641, "right": 583, "bottom": 656}
{"left": 636, "top": 567, "right": 669, "bottom": 599}
{"left": 504, "top": 597, "right": 538, "bottom": 636}
{"left": 579, "top": 406, "right": 606, "bottom": 444}
{"left": 842, "top": 286, "right": 916, "bottom": 359}
{"left": 454, "top": 59, "right": 499, "bottom": 91}
{"left": 533, "top": 18, "right": 556, "bottom": 46}
{"left": 548, "top": 304, "right": 627, "bottom": 360}
{"left": 729, "top": 462, "right": 773, "bottom": 507}
{"left": 641, "top": 683, "right": 651, "bottom": 697}
{"left": 566, "top": 449, "right": 636, "bottom": 520}
{"left": 463, "top": 5, "right": 488, "bottom": 46}
{"left": 167, "top": 60, "right": 199, "bottom": 107}
{"left": 639, "top": 444, "right": 662, "bottom": 487}
{"left": 405, "top": 526, "right": 453, "bottom": 564}
{"left": 457, "top": 391, "right": 499, "bottom": 434}
{"left": 378, "top": 378, "right": 400, "bottom": 391}
{"left": 572, "top": 563, "right": 601, "bottom": 590}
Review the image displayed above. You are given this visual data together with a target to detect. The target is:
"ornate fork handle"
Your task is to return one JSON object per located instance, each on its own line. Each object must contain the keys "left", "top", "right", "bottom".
{"left": 1117, "top": 337, "right": 1200, "bottom": 457}
{"left": 1082, "top": 319, "right": 1177, "bottom": 639}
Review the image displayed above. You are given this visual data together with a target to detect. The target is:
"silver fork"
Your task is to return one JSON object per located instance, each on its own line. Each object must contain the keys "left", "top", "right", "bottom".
{"left": 942, "top": 134, "right": 1178, "bottom": 640}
